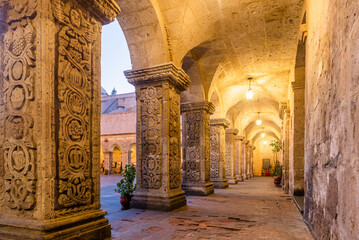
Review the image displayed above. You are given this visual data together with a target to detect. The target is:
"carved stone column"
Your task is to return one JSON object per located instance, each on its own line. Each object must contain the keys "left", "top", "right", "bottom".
{"left": 225, "top": 128, "right": 238, "bottom": 184}
{"left": 210, "top": 118, "right": 230, "bottom": 189}
{"left": 235, "top": 136, "right": 245, "bottom": 181}
{"left": 251, "top": 146, "right": 256, "bottom": 177}
{"left": 124, "top": 63, "right": 190, "bottom": 211}
{"left": 289, "top": 81, "right": 305, "bottom": 196}
{"left": 243, "top": 140, "right": 250, "bottom": 179}
{"left": 247, "top": 144, "right": 252, "bottom": 178}
{"left": 127, "top": 150, "right": 132, "bottom": 166}
{"left": 0, "top": 0, "right": 120, "bottom": 238}
{"left": 103, "top": 151, "right": 113, "bottom": 173}
{"left": 181, "top": 101, "right": 215, "bottom": 196}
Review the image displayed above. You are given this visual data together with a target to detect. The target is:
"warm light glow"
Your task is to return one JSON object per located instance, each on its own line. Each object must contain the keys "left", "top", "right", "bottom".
{"left": 263, "top": 141, "right": 267, "bottom": 144}
{"left": 256, "top": 119, "right": 262, "bottom": 125}
{"left": 261, "top": 133, "right": 265, "bottom": 137}
{"left": 246, "top": 89, "right": 253, "bottom": 100}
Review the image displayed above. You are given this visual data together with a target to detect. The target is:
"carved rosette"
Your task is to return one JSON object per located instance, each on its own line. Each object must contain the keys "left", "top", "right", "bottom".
{"left": 181, "top": 101, "right": 215, "bottom": 183}
{"left": 0, "top": 0, "right": 38, "bottom": 215}
{"left": 52, "top": 0, "right": 101, "bottom": 209}
{"left": 210, "top": 118, "right": 229, "bottom": 180}
{"left": 125, "top": 63, "right": 190, "bottom": 192}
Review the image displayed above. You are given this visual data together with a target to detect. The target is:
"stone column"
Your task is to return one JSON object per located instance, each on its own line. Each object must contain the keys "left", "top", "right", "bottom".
{"left": 127, "top": 150, "right": 133, "bottom": 166}
{"left": 242, "top": 140, "right": 247, "bottom": 179}
{"left": 210, "top": 118, "right": 230, "bottom": 188}
{"left": 225, "top": 128, "right": 238, "bottom": 184}
{"left": 103, "top": 151, "right": 113, "bottom": 173}
{"left": 251, "top": 146, "right": 256, "bottom": 177}
{"left": 282, "top": 109, "right": 290, "bottom": 193}
{"left": 0, "top": 0, "right": 120, "bottom": 238}
{"left": 289, "top": 81, "right": 305, "bottom": 196}
{"left": 124, "top": 63, "right": 190, "bottom": 211}
{"left": 235, "top": 136, "right": 245, "bottom": 181}
{"left": 243, "top": 140, "right": 250, "bottom": 179}
{"left": 248, "top": 144, "right": 253, "bottom": 178}
{"left": 181, "top": 101, "right": 215, "bottom": 196}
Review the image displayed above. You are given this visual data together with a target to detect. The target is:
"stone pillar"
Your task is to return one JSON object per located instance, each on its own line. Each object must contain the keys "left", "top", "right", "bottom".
{"left": 243, "top": 140, "right": 250, "bottom": 179}
{"left": 251, "top": 146, "right": 256, "bottom": 177}
{"left": 242, "top": 140, "right": 247, "bottom": 179}
{"left": 103, "top": 151, "right": 113, "bottom": 173}
{"left": 124, "top": 63, "right": 190, "bottom": 211}
{"left": 210, "top": 118, "right": 230, "bottom": 188}
{"left": 127, "top": 150, "right": 133, "bottom": 166}
{"left": 282, "top": 109, "right": 290, "bottom": 193}
{"left": 235, "top": 136, "right": 245, "bottom": 181}
{"left": 247, "top": 143, "right": 252, "bottom": 178}
{"left": 225, "top": 128, "right": 238, "bottom": 184}
{"left": 289, "top": 81, "right": 305, "bottom": 196}
{"left": 181, "top": 101, "right": 215, "bottom": 196}
{"left": 0, "top": 0, "right": 120, "bottom": 238}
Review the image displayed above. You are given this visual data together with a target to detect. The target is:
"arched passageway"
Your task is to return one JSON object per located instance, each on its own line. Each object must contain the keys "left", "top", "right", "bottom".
{"left": 0, "top": 0, "right": 358, "bottom": 239}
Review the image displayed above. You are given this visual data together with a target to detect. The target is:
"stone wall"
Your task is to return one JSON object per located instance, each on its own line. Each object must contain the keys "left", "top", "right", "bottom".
{"left": 253, "top": 141, "right": 274, "bottom": 176}
{"left": 304, "top": 0, "right": 359, "bottom": 238}
{"left": 101, "top": 111, "right": 136, "bottom": 135}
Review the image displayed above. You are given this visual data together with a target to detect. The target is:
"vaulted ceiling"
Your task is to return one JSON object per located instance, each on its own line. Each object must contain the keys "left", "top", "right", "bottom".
{"left": 115, "top": 0, "right": 305, "bottom": 142}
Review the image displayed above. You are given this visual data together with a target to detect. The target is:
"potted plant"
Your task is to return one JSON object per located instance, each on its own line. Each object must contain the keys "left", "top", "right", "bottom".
{"left": 115, "top": 164, "right": 136, "bottom": 210}
{"left": 269, "top": 140, "right": 283, "bottom": 185}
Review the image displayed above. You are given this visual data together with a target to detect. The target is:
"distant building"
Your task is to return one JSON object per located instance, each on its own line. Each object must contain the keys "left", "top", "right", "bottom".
{"left": 100, "top": 88, "right": 136, "bottom": 174}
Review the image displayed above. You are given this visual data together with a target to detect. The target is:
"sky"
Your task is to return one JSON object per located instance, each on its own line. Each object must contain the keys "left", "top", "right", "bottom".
{"left": 101, "top": 20, "right": 135, "bottom": 95}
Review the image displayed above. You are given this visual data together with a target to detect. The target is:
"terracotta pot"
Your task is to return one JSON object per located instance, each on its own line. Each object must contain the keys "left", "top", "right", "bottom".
{"left": 274, "top": 176, "right": 282, "bottom": 185}
{"left": 120, "top": 196, "right": 131, "bottom": 210}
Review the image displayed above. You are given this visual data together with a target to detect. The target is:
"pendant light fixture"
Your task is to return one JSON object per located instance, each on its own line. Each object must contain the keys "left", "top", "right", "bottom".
{"left": 261, "top": 133, "right": 265, "bottom": 138}
{"left": 256, "top": 112, "right": 262, "bottom": 125}
{"left": 246, "top": 77, "right": 253, "bottom": 100}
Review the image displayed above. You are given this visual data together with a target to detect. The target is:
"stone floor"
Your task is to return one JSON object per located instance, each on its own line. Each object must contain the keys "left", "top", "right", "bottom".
{"left": 101, "top": 176, "right": 313, "bottom": 240}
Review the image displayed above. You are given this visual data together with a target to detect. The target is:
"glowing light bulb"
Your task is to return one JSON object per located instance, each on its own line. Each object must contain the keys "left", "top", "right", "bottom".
{"left": 261, "top": 133, "right": 265, "bottom": 137}
{"left": 263, "top": 141, "right": 267, "bottom": 144}
{"left": 246, "top": 89, "right": 253, "bottom": 100}
{"left": 256, "top": 119, "right": 262, "bottom": 125}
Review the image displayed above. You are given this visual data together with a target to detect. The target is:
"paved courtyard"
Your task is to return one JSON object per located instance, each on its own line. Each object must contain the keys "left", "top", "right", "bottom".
{"left": 101, "top": 176, "right": 313, "bottom": 240}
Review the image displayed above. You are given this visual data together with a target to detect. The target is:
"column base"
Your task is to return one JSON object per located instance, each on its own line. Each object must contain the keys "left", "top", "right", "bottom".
{"left": 131, "top": 189, "right": 187, "bottom": 211}
{"left": 182, "top": 182, "right": 214, "bottom": 196}
{"left": 236, "top": 175, "right": 244, "bottom": 182}
{"left": 227, "top": 177, "right": 237, "bottom": 184}
{"left": 0, "top": 210, "right": 111, "bottom": 240}
{"left": 211, "top": 179, "right": 229, "bottom": 189}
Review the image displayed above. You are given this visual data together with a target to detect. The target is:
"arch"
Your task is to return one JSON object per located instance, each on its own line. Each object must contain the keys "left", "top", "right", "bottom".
{"left": 181, "top": 55, "right": 205, "bottom": 103}
{"left": 115, "top": 0, "right": 170, "bottom": 69}
{"left": 209, "top": 88, "right": 223, "bottom": 118}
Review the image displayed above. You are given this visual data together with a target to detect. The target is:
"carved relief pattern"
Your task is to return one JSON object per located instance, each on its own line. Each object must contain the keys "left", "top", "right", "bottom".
{"left": 225, "top": 138, "right": 231, "bottom": 177}
{"left": 184, "top": 112, "right": 200, "bottom": 182}
{"left": 52, "top": 1, "right": 98, "bottom": 208}
{"left": 138, "top": 86, "right": 162, "bottom": 189}
{"left": 169, "top": 85, "right": 181, "bottom": 189}
{"left": 204, "top": 113, "right": 211, "bottom": 181}
{"left": 210, "top": 127, "right": 220, "bottom": 178}
{"left": 0, "top": 0, "right": 38, "bottom": 213}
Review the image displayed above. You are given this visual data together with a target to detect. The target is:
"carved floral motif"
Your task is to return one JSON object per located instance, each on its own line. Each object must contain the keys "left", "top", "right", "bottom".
{"left": 0, "top": 0, "right": 37, "bottom": 214}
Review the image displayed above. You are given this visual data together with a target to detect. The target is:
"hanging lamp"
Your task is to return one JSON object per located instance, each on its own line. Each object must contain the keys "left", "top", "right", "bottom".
{"left": 246, "top": 77, "right": 253, "bottom": 100}
{"left": 256, "top": 112, "right": 262, "bottom": 125}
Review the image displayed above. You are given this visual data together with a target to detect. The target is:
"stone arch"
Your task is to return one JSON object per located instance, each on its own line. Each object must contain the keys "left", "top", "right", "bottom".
{"left": 180, "top": 55, "right": 205, "bottom": 103}
{"left": 115, "top": 0, "right": 170, "bottom": 69}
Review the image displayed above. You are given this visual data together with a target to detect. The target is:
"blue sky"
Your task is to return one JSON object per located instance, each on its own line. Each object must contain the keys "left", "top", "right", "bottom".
{"left": 101, "top": 20, "right": 134, "bottom": 95}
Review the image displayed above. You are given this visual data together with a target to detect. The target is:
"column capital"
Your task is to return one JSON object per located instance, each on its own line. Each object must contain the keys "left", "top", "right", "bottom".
{"left": 252, "top": 146, "right": 256, "bottom": 150}
{"left": 291, "top": 81, "right": 305, "bottom": 91}
{"left": 181, "top": 101, "right": 215, "bottom": 115}
{"left": 235, "top": 135, "right": 245, "bottom": 141}
{"left": 210, "top": 118, "right": 230, "bottom": 128}
{"left": 225, "top": 128, "right": 239, "bottom": 135}
{"left": 245, "top": 140, "right": 250, "bottom": 145}
{"left": 52, "top": 0, "right": 121, "bottom": 25}
{"left": 125, "top": 63, "right": 190, "bottom": 91}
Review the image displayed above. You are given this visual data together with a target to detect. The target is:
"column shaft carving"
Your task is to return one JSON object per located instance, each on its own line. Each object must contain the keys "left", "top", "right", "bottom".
{"left": 225, "top": 128, "right": 238, "bottom": 184}
{"left": 235, "top": 136, "right": 244, "bottom": 181}
{"left": 125, "top": 63, "right": 190, "bottom": 211}
{"left": 243, "top": 140, "right": 250, "bottom": 179}
{"left": 103, "top": 152, "right": 113, "bottom": 173}
{"left": 0, "top": 0, "right": 119, "bottom": 238}
{"left": 210, "top": 118, "right": 229, "bottom": 189}
{"left": 181, "top": 101, "right": 214, "bottom": 196}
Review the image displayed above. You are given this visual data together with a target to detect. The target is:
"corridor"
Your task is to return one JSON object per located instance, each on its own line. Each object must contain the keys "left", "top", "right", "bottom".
{"left": 101, "top": 176, "right": 312, "bottom": 239}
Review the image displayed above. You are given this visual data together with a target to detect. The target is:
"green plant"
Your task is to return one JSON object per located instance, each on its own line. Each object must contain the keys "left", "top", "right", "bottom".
{"left": 115, "top": 165, "right": 136, "bottom": 197}
{"left": 269, "top": 140, "right": 283, "bottom": 176}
